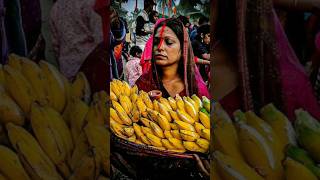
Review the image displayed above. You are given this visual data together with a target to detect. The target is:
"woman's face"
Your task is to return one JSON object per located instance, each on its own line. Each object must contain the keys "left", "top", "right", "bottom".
{"left": 153, "top": 25, "right": 181, "bottom": 66}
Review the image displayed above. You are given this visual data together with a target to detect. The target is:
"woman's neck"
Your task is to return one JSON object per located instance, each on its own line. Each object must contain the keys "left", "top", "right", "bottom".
{"left": 161, "top": 63, "right": 180, "bottom": 83}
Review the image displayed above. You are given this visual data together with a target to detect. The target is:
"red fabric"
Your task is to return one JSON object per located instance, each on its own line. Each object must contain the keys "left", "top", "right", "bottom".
{"left": 219, "top": 87, "right": 242, "bottom": 117}
{"left": 94, "top": 0, "right": 108, "bottom": 44}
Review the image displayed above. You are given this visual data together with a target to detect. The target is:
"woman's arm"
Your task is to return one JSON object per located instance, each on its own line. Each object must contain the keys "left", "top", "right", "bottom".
{"left": 273, "top": 0, "right": 320, "bottom": 14}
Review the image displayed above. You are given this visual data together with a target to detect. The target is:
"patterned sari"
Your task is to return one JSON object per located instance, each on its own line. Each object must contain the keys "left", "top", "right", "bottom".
{"left": 136, "top": 18, "right": 210, "bottom": 98}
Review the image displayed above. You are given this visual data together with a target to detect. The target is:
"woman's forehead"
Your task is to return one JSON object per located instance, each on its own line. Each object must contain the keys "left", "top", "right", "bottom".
{"left": 154, "top": 26, "right": 179, "bottom": 39}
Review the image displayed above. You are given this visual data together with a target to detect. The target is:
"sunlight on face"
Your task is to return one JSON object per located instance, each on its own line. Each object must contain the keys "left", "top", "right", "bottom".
{"left": 153, "top": 25, "right": 181, "bottom": 66}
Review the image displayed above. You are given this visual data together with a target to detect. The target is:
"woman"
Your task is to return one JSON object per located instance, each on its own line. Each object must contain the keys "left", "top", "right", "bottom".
{"left": 211, "top": 0, "right": 320, "bottom": 120}
{"left": 136, "top": 18, "right": 209, "bottom": 98}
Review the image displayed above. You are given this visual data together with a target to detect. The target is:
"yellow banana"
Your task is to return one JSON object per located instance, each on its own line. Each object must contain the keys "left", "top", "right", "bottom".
{"left": 7, "top": 54, "right": 22, "bottom": 71}
{"left": 140, "top": 118, "right": 152, "bottom": 127}
{"left": 127, "top": 134, "right": 137, "bottom": 142}
{"left": 237, "top": 121, "right": 282, "bottom": 180}
{"left": 159, "top": 97, "right": 172, "bottom": 110}
{"left": 171, "top": 130, "right": 182, "bottom": 140}
{"left": 260, "top": 103, "right": 297, "bottom": 148}
{"left": 140, "top": 135, "right": 152, "bottom": 145}
{"left": 183, "top": 97, "right": 197, "bottom": 119}
{"left": 110, "top": 119, "right": 126, "bottom": 138}
{"left": 0, "top": 145, "right": 30, "bottom": 180}
{"left": 130, "top": 93, "right": 138, "bottom": 104}
{"left": 85, "top": 101, "right": 104, "bottom": 125}
{"left": 153, "top": 100, "right": 159, "bottom": 112}
{"left": 245, "top": 110, "right": 284, "bottom": 171}
{"left": 131, "top": 104, "right": 141, "bottom": 123}
{"left": 156, "top": 113, "right": 171, "bottom": 131}
{"left": 84, "top": 121, "right": 110, "bottom": 176}
{"left": 3, "top": 65, "right": 36, "bottom": 115}
{"left": 0, "top": 92, "right": 25, "bottom": 126}
{"left": 170, "top": 122, "right": 179, "bottom": 130}
{"left": 213, "top": 151, "right": 263, "bottom": 180}
{"left": 69, "top": 131, "right": 89, "bottom": 170}
{"left": 213, "top": 108, "right": 243, "bottom": 162}
{"left": 112, "top": 101, "right": 132, "bottom": 125}
{"left": 196, "top": 138, "right": 210, "bottom": 150}
{"left": 167, "top": 97, "right": 177, "bottom": 110}
{"left": 136, "top": 96, "right": 148, "bottom": 117}
{"left": 119, "top": 95, "right": 132, "bottom": 115}
{"left": 110, "top": 107, "right": 124, "bottom": 125}
{"left": 70, "top": 72, "right": 91, "bottom": 104}
{"left": 6, "top": 123, "right": 62, "bottom": 180}
{"left": 180, "top": 130, "right": 200, "bottom": 142}
{"left": 164, "top": 130, "right": 174, "bottom": 139}
{"left": 147, "top": 108, "right": 160, "bottom": 122}
{"left": 284, "top": 158, "right": 317, "bottom": 180}
{"left": 110, "top": 81, "right": 121, "bottom": 97}
{"left": 162, "top": 139, "right": 176, "bottom": 149}
{"left": 201, "top": 129, "right": 210, "bottom": 141}
{"left": 141, "top": 92, "right": 153, "bottom": 109}
{"left": 122, "top": 80, "right": 131, "bottom": 97}
{"left": 168, "top": 137, "right": 185, "bottom": 150}
{"left": 20, "top": 59, "right": 48, "bottom": 105}
{"left": 183, "top": 141, "right": 206, "bottom": 153}
{"left": 158, "top": 102, "right": 172, "bottom": 122}
{"left": 149, "top": 121, "right": 165, "bottom": 138}
{"left": 199, "top": 111, "right": 210, "bottom": 129}
{"left": 67, "top": 98, "right": 89, "bottom": 144}
{"left": 146, "top": 133, "right": 163, "bottom": 147}
{"left": 69, "top": 151, "right": 99, "bottom": 180}
{"left": 31, "top": 104, "right": 73, "bottom": 178}
{"left": 141, "top": 126, "right": 154, "bottom": 135}
{"left": 175, "top": 94, "right": 185, "bottom": 111}
{"left": 194, "top": 122, "right": 206, "bottom": 135}
{"left": 191, "top": 94, "right": 203, "bottom": 109}
{"left": 174, "top": 120, "right": 196, "bottom": 132}
{"left": 130, "top": 85, "right": 138, "bottom": 96}
{"left": 39, "top": 61, "right": 66, "bottom": 112}
{"left": 169, "top": 110, "right": 180, "bottom": 122}
{"left": 166, "top": 149, "right": 186, "bottom": 153}
{"left": 110, "top": 90, "right": 118, "bottom": 101}
{"left": 177, "top": 109, "right": 195, "bottom": 124}
{"left": 123, "top": 127, "right": 135, "bottom": 137}
{"left": 133, "top": 123, "right": 144, "bottom": 138}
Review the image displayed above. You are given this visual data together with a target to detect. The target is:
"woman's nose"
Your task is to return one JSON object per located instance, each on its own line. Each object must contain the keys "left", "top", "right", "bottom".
{"left": 157, "top": 39, "right": 165, "bottom": 51}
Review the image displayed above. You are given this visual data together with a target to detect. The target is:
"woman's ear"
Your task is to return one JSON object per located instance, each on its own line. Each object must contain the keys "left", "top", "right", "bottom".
{"left": 200, "top": 33, "right": 204, "bottom": 39}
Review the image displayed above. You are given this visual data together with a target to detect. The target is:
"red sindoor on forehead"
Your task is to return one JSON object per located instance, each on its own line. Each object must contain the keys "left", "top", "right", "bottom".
{"left": 158, "top": 23, "right": 167, "bottom": 49}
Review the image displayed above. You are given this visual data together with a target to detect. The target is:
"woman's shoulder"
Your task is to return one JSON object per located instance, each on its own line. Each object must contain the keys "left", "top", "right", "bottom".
{"left": 135, "top": 73, "right": 157, "bottom": 92}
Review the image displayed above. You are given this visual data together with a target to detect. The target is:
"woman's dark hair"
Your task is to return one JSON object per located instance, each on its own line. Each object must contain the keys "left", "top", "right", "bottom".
{"left": 178, "top": 15, "right": 190, "bottom": 27}
{"left": 129, "top": 46, "right": 142, "bottom": 57}
{"left": 215, "top": 0, "right": 237, "bottom": 55}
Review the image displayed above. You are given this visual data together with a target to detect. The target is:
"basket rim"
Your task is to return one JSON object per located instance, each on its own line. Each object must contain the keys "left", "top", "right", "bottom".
{"left": 111, "top": 133, "right": 208, "bottom": 159}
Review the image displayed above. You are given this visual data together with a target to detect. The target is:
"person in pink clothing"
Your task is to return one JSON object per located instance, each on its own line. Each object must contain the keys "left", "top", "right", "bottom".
{"left": 126, "top": 46, "right": 142, "bottom": 86}
{"left": 50, "top": 0, "right": 103, "bottom": 80}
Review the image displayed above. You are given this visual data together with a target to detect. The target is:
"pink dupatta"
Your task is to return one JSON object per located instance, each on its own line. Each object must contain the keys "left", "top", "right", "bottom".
{"left": 273, "top": 10, "right": 320, "bottom": 120}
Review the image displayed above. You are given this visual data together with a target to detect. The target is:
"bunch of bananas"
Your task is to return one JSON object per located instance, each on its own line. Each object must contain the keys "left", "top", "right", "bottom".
{"left": 212, "top": 103, "right": 320, "bottom": 180}
{"left": 0, "top": 54, "right": 109, "bottom": 179}
{"left": 110, "top": 79, "right": 211, "bottom": 153}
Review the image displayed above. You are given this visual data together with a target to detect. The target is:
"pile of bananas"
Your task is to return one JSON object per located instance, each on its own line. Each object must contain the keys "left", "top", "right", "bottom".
{"left": 0, "top": 54, "right": 109, "bottom": 179}
{"left": 212, "top": 103, "right": 320, "bottom": 180}
{"left": 110, "top": 79, "right": 211, "bottom": 153}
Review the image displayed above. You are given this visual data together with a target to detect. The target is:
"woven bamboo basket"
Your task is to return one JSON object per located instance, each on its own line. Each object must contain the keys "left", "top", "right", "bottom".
{"left": 111, "top": 134, "right": 210, "bottom": 180}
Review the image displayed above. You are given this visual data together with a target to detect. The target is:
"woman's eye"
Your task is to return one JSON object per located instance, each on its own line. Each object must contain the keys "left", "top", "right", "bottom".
{"left": 165, "top": 39, "right": 173, "bottom": 45}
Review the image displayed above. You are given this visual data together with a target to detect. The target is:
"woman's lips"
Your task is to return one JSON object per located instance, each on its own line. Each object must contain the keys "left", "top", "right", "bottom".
{"left": 155, "top": 54, "right": 167, "bottom": 60}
